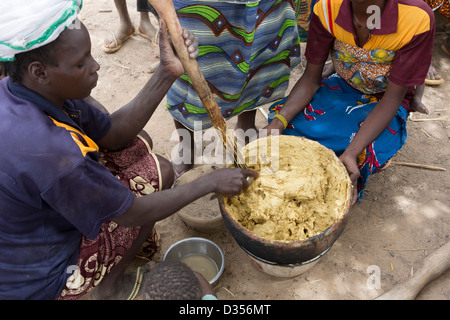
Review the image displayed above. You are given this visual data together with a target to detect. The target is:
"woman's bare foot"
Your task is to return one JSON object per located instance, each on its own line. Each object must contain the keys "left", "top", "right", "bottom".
{"left": 90, "top": 263, "right": 153, "bottom": 300}
{"left": 410, "top": 84, "right": 429, "bottom": 115}
{"left": 103, "top": 24, "right": 136, "bottom": 53}
{"left": 411, "top": 98, "right": 429, "bottom": 115}
{"left": 90, "top": 272, "right": 137, "bottom": 300}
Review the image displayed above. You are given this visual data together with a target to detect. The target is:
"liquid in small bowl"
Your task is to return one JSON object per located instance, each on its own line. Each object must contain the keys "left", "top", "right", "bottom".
{"left": 181, "top": 253, "right": 219, "bottom": 283}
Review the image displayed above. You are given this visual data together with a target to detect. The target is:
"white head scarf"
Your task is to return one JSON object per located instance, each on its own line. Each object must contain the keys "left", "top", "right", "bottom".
{"left": 0, "top": 0, "right": 83, "bottom": 61}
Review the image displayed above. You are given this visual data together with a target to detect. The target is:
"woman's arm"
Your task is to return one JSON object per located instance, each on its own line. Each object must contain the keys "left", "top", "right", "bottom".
{"left": 112, "top": 168, "right": 259, "bottom": 227}
{"left": 264, "top": 62, "right": 324, "bottom": 133}
{"left": 340, "top": 81, "right": 408, "bottom": 204}
{"left": 98, "top": 20, "right": 199, "bottom": 151}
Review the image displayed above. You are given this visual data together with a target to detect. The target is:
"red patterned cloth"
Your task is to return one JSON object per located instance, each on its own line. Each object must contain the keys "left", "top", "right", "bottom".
{"left": 100, "top": 135, "right": 162, "bottom": 197}
{"left": 57, "top": 136, "right": 161, "bottom": 300}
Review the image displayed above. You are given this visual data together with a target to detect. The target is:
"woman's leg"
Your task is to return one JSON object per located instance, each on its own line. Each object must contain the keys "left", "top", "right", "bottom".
{"left": 172, "top": 119, "right": 195, "bottom": 176}
{"left": 103, "top": 0, "right": 136, "bottom": 53}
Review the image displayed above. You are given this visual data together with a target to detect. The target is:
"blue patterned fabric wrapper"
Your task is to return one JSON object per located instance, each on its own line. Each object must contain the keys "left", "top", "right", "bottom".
{"left": 168, "top": 0, "right": 301, "bottom": 130}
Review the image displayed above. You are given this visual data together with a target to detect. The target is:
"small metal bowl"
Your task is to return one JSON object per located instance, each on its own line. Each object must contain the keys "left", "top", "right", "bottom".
{"left": 163, "top": 237, "right": 225, "bottom": 285}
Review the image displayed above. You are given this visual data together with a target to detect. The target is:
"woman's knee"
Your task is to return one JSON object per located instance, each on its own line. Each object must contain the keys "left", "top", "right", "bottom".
{"left": 156, "top": 155, "right": 175, "bottom": 190}
{"left": 138, "top": 130, "right": 153, "bottom": 150}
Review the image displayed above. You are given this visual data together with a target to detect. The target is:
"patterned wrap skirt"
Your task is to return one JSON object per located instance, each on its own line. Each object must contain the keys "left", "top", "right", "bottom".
{"left": 57, "top": 136, "right": 162, "bottom": 300}
{"left": 167, "top": 0, "right": 301, "bottom": 131}
{"left": 268, "top": 74, "right": 408, "bottom": 200}
{"left": 293, "top": 0, "right": 319, "bottom": 41}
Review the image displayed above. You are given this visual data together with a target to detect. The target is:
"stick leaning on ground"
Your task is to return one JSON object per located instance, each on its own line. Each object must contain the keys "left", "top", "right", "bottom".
{"left": 375, "top": 241, "right": 450, "bottom": 300}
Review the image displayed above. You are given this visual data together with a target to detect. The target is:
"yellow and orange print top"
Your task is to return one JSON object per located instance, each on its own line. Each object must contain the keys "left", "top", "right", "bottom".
{"left": 305, "top": 0, "right": 435, "bottom": 89}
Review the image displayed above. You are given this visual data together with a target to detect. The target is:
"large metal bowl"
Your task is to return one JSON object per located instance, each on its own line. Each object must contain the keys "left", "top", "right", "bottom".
{"left": 219, "top": 136, "right": 352, "bottom": 265}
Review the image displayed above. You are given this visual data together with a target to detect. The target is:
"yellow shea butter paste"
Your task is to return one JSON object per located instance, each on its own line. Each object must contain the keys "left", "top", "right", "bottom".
{"left": 224, "top": 136, "right": 351, "bottom": 242}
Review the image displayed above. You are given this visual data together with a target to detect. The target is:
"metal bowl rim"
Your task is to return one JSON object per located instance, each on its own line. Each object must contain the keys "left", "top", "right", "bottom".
{"left": 162, "top": 237, "right": 225, "bottom": 284}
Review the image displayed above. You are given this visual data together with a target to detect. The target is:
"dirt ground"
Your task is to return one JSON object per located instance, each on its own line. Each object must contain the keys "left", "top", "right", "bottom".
{"left": 81, "top": 0, "right": 449, "bottom": 300}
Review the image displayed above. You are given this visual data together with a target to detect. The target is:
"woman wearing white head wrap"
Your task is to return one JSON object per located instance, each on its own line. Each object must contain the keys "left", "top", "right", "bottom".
{"left": 0, "top": 2, "right": 256, "bottom": 300}
{"left": 0, "top": 0, "right": 82, "bottom": 61}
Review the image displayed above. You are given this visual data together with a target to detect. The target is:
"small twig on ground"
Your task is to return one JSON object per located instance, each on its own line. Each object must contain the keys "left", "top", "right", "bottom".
{"left": 221, "top": 286, "right": 236, "bottom": 298}
{"left": 420, "top": 128, "right": 431, "bottom": 138}
{"left": 112, "top": 62, "right": 130, "bottom": 70}
{"left": 382, "top": 247, "right": 432, "bottom": 252}
{"left": 409, "top": 116, "right": 448, "bottom": 122}
{"left": 300, "top": 279, "right": 322, "bottom": 286}
{"left": 390, "top": 161, "right": 446, "bottom": 171}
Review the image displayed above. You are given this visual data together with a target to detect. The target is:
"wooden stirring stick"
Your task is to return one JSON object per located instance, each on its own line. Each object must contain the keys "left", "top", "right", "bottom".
{"left": 148, "top": 0, "right": 246, "bottom": 169}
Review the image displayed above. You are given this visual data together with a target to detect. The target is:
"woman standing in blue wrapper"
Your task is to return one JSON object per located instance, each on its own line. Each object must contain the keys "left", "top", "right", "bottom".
{"left": 168, "top": 0, "right": 301, "bottom": 175}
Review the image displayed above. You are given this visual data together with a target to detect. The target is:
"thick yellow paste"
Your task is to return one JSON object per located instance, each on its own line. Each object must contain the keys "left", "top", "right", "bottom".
{"left": 224, "top": 136, "right": 351, "bottom": 242}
